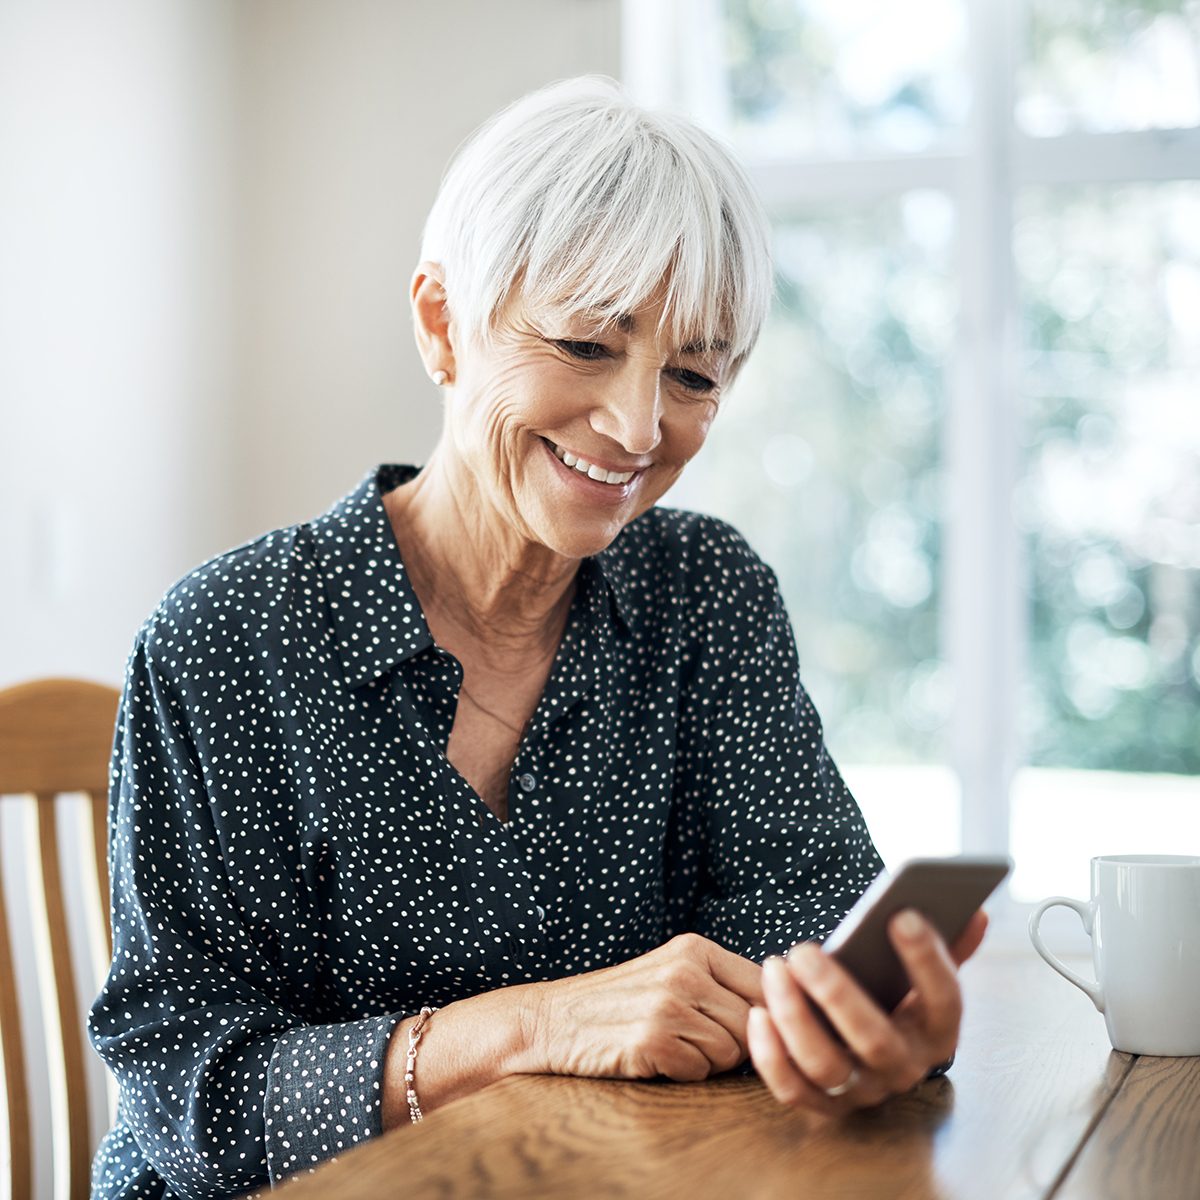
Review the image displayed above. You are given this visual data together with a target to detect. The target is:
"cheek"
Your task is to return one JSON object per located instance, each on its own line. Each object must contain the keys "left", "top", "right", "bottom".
{"left": 663, "top": 404, "right": 716, "bottom": 463}
{"left": 452, "top": 350, "right": 524, "bottom": 441}
{"left": 457, "top": 362, "right": 562, "bottom": 483}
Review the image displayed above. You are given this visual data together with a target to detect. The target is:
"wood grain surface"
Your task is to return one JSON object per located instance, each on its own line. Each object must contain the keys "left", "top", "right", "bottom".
{"left": 1055, "top": 1052, "right": 1200, "bottom": 1199}
{"left": 266, "top": 945, "right": 1196, "bottom": 1200}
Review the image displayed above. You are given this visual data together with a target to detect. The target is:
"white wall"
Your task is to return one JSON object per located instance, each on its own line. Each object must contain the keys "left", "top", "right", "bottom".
{"left": 1, "top": 4, "right": 238, "bottom": 1192}
{"left": 0, "top": 0, "right": 238, "bottom": 690}
{"left": 1, "top": 0, "right": 621, "bottom": 693}
{"left": 0, "top": 2, "right": 618, "bottom": 1195}
{"left": 234, "top": 0, "right": 622, "bottom": 534}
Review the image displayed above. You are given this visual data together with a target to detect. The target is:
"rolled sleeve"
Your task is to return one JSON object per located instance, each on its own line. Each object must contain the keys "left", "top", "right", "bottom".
{"left": 264, "top": 1012, "right": 404, "bottom": 1183}
{"left": 88, "top": 631, "right": 403, "bottom": 1197}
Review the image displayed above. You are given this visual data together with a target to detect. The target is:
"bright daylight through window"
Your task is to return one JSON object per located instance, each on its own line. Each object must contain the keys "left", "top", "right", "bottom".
{"left": 625, "top": 0, "right": 1200, "bottom": 917}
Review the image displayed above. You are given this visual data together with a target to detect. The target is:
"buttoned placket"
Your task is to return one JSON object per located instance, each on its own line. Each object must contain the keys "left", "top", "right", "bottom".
{"left": 314, "top": 471, "right": 636, "bottom": 981}
{"left": 384, "top": 561, "right": 614, "bottom": 976}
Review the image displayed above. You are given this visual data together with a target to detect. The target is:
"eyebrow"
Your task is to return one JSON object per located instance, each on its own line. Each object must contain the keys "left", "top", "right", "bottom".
{"left": 679, "top": 336, "right": 730, "bottom": 356}
{"left": 576, "top": 309, "right": 729, "bottom": 356}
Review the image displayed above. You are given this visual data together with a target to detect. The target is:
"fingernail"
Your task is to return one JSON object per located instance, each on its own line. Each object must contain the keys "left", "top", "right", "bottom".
{"left": 896, "top": 909, "right": 924, "bottom": 938}
{"left": 747, "top": 1006, "right": 770, "bottom": 1042}
{"left": 790, "top": 945, "right": 827, "bottom": 977}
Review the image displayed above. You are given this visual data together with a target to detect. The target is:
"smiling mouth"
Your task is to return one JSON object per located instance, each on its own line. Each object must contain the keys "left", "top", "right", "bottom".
{"left": 542, "top": 437, "right": 641, "bottom": 486}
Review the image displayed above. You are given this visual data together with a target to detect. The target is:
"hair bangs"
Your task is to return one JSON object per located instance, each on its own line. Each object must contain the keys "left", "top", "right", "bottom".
{"left": 421, "top": 76, "right": 773, "bottom": 374}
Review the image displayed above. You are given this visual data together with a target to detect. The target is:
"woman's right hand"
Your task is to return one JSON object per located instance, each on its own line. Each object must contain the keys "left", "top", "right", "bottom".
{"left": 522, "top": 933, "right": 766, "bottom": 1082}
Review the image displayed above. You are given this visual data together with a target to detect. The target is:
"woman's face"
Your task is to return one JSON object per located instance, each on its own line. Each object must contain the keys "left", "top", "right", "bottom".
{"left": 441, "top": 284, "right": 729, "bottom": 560}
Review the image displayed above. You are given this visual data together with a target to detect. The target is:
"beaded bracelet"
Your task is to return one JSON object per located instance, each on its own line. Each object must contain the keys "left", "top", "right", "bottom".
{"left": 405, "top": 1005, "right": 438, "bottom": 1123}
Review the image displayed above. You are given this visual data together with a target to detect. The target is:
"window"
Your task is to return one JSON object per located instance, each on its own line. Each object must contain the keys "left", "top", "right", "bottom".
{"left": 624, "top": 0, "right": 1200, "bottom": 927}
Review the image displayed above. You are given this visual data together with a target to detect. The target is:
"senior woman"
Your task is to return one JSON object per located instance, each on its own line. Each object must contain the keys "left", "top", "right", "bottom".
{"left": 89, "top": 76, "right": 987, "bottom": 1198}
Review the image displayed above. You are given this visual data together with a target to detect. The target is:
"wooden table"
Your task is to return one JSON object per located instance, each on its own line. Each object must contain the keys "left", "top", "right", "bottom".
{"left": 272, "top": 946, "right": 1200, "bottom": 1199}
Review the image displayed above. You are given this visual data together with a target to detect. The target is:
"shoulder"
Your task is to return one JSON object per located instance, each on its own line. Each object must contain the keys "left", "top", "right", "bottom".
{"left": 625, "top": 504, "right": 777, "bottom": 591}
{"left": 606, "top": 506, "right": 782, "bottom": 636}
{"left": 133, "top": 521, "right": 312, "bottom": 683}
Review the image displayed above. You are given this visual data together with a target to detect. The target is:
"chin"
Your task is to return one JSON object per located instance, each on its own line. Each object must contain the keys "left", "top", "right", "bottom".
{"left": 525, "top": 502, "right": 632, "bottom": 560}
{"left": 536, "top": 521, "right": 627, "bottom": 560}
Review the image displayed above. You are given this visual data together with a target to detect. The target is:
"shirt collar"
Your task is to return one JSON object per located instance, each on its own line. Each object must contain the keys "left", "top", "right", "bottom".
{"left": 589, "top": 538, "right": 637, "bottom": 637}
{"left": 309, "top": 465, "right": 433, "bottom": 689}
{"left": 309, "top": 464, "right": 637, "bottom": 690}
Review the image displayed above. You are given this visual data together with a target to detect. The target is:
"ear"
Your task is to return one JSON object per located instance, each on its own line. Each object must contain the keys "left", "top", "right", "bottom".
{"left": 410, "top": 261, "right": 455, "bottom": 382}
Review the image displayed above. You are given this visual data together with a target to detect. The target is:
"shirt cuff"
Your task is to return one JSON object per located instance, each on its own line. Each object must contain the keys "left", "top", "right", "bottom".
{"left": 264, "top": 1011, "right": 405, "bottom": 1185}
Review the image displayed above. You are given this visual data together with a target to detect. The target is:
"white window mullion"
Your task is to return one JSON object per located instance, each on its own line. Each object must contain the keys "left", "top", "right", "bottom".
{"left": 620, "top": 0, "right": 678, "bottom": 109}
{"left": 747, "top": 154, "right": 960, "bottom": 209}
{"left": 1017, "top": 127, "right": 1200, "bottom": 184}
{"left": 946, "top": 0, "right": 1024, "bottom": 856}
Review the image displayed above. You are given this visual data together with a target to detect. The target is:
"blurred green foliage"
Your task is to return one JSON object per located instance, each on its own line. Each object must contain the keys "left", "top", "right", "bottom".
{"left": 1017, "top": 183, "right": 1200, "bottom": 773}
{"left": 694, "top": 195, "right": 954, "bottom": 765}
{"left": 703, "top": 2, "right": 1200, "bottom": 774}
{"left": 721, "top": 0, "right": 965, "bottom": 155}
{"left": 1021, "top": 0, "right": 1200, "bottom": 133}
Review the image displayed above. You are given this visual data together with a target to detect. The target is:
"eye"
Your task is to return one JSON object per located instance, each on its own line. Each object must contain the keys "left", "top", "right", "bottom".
{"left": 670, "top": 369, "right": 716, "bottom": 395}
{"left": 555, "top": 339, "right": 609, "bottom": 360}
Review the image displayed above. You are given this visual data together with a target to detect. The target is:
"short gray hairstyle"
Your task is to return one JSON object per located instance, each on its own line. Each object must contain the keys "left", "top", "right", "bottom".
{"left": 420, "top": 75, "right": 774, "bottom": 376}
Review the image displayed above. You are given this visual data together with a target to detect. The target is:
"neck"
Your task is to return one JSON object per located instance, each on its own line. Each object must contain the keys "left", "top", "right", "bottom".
{"left": 382, "top": 447, "right": 579, "bottom": 668}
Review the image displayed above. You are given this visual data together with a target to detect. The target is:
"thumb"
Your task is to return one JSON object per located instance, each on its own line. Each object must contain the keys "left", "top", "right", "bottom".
{"left": 949, "top": 909, "right": 989, "bottom": 967}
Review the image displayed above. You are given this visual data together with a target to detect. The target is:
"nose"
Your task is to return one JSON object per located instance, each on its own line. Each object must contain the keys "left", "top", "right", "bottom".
{"left": 588, "top": 366, "right": 662, "bottom": 459}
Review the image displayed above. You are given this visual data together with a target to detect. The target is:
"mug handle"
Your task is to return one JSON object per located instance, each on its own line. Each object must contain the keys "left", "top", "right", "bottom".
{"left": 1028, "top": 896, "right": 1105, "bottom": 1012}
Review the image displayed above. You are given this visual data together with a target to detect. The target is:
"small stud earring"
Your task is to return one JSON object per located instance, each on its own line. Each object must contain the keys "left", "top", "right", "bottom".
{"left": 430, "top": 369, "right": 448, "bottom": 386}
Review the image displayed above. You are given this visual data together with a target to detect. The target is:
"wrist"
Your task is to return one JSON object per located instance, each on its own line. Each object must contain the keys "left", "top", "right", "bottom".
{"left": 503, "top": 979, "right": 550, "bottom": 1075}
{"left": 381, "top": 984, "right": 545, "bottom": 1130}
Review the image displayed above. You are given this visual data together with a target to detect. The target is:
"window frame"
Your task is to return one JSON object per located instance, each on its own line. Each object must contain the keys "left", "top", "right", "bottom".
{"left": 622, "top": 0, "right": 1200, "bottom": 949}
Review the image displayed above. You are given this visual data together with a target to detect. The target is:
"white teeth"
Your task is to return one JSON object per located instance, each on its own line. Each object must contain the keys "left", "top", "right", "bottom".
{"left": 548, "top": 440, "right": 635, "bottom": 486}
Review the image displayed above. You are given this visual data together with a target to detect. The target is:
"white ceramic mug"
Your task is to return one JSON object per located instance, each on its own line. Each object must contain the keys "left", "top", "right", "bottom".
{"left": 1029, "top": 854, "right": 1200, "bottom": 1056}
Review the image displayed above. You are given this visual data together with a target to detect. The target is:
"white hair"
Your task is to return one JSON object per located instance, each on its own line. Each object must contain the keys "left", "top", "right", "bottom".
{"left": 420, "top": 75, "right": 774, "bottom": 375}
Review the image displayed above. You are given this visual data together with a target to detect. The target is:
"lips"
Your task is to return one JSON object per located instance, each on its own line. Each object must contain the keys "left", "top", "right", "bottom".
{"left": 541, "top": 437, "right": 643, "bottom": 485}
{"left": 540, "top": 436, "right": 641, "bottom": 502}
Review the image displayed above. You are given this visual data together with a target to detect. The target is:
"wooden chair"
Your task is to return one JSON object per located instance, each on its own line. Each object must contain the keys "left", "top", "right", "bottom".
{"left": 0, "top": 678, "right": 119, "bottom": 1200}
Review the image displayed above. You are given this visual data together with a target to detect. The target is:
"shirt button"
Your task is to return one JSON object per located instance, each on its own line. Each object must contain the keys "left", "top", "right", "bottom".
{"left": 536, "top": 904, "right": 546, "bottom": 923}
{"left": 518, "top": 773, "right": 537, "bottom": 792}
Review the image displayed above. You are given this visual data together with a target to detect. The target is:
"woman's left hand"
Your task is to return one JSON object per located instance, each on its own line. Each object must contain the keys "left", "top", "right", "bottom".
{"left": 748, "top": 907, "right": 989, "bottom": 1114}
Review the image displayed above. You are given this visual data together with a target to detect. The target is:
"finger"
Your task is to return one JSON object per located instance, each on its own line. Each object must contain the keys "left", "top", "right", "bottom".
{"left": 682, "top": 1005, "right": 751, "bottom": 1074}
{"left": 702, "top": 939, "right": 765, "bottom": 1006}
{"left": 761, "top": 954, "right": 867, "bottom": 1094}
{"left": 781, "top": 945, "right": 917, "bottom": 1091}
{"left": 667, "top": 935, "right": 760, "bottom": 1060}
{"left": 747, "top": 1005, "right": 838, "bottom": 1114}
{"left": 655, "top": 1034, "right": 722, "bottom": 1083}
{"left": 888, "top": 911, "right": 963, "bottom": 1054}
{"left": 694, "top": 989, "right": 754, "bottom": 1062}
{"left": 950, "top": 909, "right": 989, "bottom": 966}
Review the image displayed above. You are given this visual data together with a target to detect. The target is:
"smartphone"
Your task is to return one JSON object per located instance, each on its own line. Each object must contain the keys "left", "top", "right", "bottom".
{"left": 819, "top": 855, "right": 1013, "bottom": 1015}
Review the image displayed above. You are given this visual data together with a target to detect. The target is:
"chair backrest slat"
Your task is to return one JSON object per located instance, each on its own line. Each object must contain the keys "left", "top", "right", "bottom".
{"left": 0, "top": 815, "right": 33, "bottom": 1200}
{"left": 90, "top": 790, "right": 113, "bottom": 964}
{"left": 0, "top": 678, "right": 120, "bottom": 1200}
{"left": 36, "top": 793, "right": 95, "bottom": 1200}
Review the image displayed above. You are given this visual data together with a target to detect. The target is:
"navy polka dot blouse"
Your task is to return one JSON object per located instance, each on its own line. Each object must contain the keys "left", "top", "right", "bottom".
{"left": 88, "top": 463, "right": 884, "bottom": 1198}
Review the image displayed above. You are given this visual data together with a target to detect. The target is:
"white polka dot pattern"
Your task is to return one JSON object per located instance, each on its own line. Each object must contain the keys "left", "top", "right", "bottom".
{"left": 87, "top": 463, "right": 884, "bottom": 1198}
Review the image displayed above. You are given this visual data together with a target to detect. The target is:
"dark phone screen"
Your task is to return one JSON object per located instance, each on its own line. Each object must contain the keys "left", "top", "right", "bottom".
{"left": 827, "top": 859, "right": 1011, "bottom": 1015}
